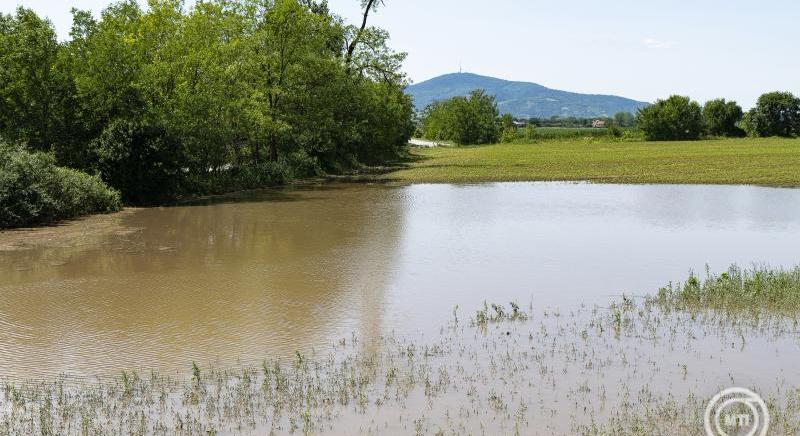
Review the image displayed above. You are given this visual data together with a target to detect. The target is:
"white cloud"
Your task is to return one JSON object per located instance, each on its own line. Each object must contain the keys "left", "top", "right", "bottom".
{"left": 642, "top": 38, "right": 675, "bottom": 50}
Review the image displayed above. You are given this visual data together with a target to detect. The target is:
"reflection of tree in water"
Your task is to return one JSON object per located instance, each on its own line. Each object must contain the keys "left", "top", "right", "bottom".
{"left": 0, "top": 184, "right": 405, "bottom": 378}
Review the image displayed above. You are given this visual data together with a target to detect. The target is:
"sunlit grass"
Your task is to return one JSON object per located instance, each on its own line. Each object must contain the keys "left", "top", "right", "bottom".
{"left": 654, "top": 265, "right": 800, "bottom": 313}
{"left": 388, "top": 137, "right": 800, "bottom": 186}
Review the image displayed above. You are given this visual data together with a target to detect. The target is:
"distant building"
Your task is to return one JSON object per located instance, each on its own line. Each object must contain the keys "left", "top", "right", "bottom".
{"left": 591, "top": 120, "right": 606, "bottom": 128}
{"left": 513, "top": 120, "right": 527, "bottom": 128}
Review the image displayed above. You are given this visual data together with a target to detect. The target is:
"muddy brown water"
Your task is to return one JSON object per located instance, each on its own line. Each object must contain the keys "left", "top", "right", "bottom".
{"left": 1, "top": 182, "right": 800, "bottom": 380}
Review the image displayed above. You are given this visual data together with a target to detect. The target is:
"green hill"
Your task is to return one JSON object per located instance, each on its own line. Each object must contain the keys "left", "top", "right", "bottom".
{"left": 407, "top": 73, "right": 649, "bottom": 118}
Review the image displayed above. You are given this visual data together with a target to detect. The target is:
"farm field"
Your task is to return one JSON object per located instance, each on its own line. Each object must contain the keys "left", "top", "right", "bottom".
{"left": 389, "top": 137, "right": 800, "bottom": 186}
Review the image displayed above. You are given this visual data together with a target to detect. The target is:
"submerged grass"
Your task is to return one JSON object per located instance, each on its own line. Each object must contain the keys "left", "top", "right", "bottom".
{"left": 2, "top": 267, "right": 800, "bottom": 434}
{"left": 385, "top": 137, "right": 800, "bottom": 186}
{"left": 654, "top": 265, "right": 800, "bottom": 313}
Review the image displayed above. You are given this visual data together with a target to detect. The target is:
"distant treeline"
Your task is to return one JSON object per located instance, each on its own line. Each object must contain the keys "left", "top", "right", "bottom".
{"left": 0, "top": 0, "right": 414, "bottom": 227}
{"left": 638, "top": 93, "right": 800, "bottom": 141}
{"left": 417, "top": 92, "right": 635, "bottom": 145}
{"left": 417, "top": 90, "right": 800, "bottom": 145}
{"left": 519, "top": 113, "right": 636, "bottom": 129}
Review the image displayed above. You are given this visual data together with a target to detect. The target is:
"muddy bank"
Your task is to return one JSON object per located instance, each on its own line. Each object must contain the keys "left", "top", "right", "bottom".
{"left": 0, "top": 208, "right": 141, "bottom": 252}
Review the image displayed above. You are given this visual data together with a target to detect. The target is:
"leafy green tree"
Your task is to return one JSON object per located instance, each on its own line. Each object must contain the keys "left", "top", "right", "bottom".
{"left": 420, "top": 90, "right": 500, "bottom": 145}
{"left": 636, "top": 95, "right": 704, "bottom": 141}
{"left": 703, "top": 99, "right": 744, "bottom": 137}
{"left": 70, "top": 1, "right": 147, "bottom": 127}
{"left": 743, "top": 92, "right": 800, "bottom": 137}
{"left": 613, "top": 112, "right": 635, "bottom": 127}
{"left": 0, "top": 0, "right": 414, "bottom": 213}
{"left": 0, "top": 8, "right": 62, "bottom": 151}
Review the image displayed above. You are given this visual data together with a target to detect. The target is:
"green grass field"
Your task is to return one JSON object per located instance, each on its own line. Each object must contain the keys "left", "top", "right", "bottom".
{"left": 387, "top": 137, "right": 800, "bottom": 186}
{"left": 530, "top": 127, "right": 611, "bottom": 140}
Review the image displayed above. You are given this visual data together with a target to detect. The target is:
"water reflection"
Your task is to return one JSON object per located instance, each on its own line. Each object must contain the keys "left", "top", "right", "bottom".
{"left": 1, "top": 182, "right": 800, "bottom": 379}
{"left": 0, "top": 184, "right": 403, "bottom": 378}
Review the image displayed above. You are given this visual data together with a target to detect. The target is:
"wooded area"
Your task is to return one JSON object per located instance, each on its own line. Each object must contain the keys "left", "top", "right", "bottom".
{"left": 0, "top": 0, "right": 414, "bottom": 214}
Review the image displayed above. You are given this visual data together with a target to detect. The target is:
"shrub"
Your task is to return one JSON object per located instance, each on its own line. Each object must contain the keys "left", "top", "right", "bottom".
{"left": 523, "top": 125, "right": 536, "bottom": 140}
{"left": 636, "top": 95, "right": 704, "bottom": 141}
{"left": 90, "top": 119, "right": 187, "bottom": 205}
{"left": 607, "top": 125, "right": 623, "bottom": 138}
{"left": 0, "top": 144, "right": 121, "bottom": 228}
{"left": 500, "top": 127, "right": 518, "bottom": 143}
{"left": 188, "top": 162, "right": 289, "bottom": 196}
{"left": 280, "top": 149, "right": 323, "bottom": 179}
{"left": 621, "top": 129, "right": 646, "bottom": 142}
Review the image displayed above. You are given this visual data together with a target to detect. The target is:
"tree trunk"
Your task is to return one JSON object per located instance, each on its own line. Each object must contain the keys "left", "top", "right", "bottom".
{"left": 252, "top": 142, "right": 261, "bottom": 166}
{"left": 268, "top": 140, "right": 278, "bottom": 163}
{"left": 345, "top": 0, "right": 377, "bottom": 67}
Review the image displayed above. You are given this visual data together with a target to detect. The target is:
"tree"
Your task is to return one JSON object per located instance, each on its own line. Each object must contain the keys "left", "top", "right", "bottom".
{"left": 613, "top": 112, "right": 635, "bottom": 128}
{"left": 345, "top": 0, "right": 385, "bottom": 67}
{"left": 0, "top": 8, "right": 62, "bottom": 151}
{"left": 743, "top": 92, "right": 800, "bottom": 137}
{"left": 636, "top": 95, "right": 704, "bottom": 141}
{"left": 703, "top": 99, "right": 744, "bottom": 137}
{"left": 420, "top": 90, "right": 500, "bottom": 145}
{"left": 0, "top": 1, "right": 414, "bottom": 209}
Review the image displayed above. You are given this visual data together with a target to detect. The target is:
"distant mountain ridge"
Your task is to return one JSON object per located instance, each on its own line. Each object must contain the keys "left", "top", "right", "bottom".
{"left": 406, "top": 73, "right": 649, "bottom": 118}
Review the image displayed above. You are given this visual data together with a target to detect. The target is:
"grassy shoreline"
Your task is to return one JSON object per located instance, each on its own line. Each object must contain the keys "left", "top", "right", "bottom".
{"left": 5, "top": 137, "right": 799, "bottom": 232}
{"left": 384, "top": 137, "right": 800, "bottom": 186}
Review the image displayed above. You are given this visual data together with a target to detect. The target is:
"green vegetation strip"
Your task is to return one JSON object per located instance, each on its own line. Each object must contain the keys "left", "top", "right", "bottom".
{"left": 654, "top": 265, "right": 800, "bottom": 313}
{"left": 387, "top": 138, "right": 800, "bottom": 186}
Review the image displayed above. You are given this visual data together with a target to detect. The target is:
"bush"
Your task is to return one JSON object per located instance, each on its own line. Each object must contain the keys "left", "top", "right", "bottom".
{"left": 636, "top": 95, "right": 704, "bottom": 141}
{"left": 90, "top": 119, "right": 187, "bottom": 205}
{"left": 0, "top": 144, "right": 121, "bottom": 228}
{"left": 500, "top": 127, "right": 518, "bottom": 143}
{"left": 523, "top": 125, "right": 536, "bottom": 140}
{"left": 743, "top": 92, "right": 800, "bottom": 137}
{"left": 188, "top": 162, "right": 289, "bottom": 196}
{"left": 703, "top": 99, "right": 745, "bottom": 137}
{"left": 607, "top": 125, "right": 623, "bottom": 138}
{"left": 280, "top": 149, "right": 323, "bottom": 179}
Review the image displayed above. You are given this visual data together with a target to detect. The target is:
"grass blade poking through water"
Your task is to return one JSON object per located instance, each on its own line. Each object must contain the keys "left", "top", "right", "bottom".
{"left": 653, "top": 265, "right": 800, "bottom": 313}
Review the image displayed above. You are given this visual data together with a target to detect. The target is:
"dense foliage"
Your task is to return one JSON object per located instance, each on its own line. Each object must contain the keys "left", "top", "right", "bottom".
{"left": 90, "top": 120, "right": 186, "bottom": 204}
{"left": 635, "top": 95, "right": 704, "bottom": 141}
{"left": 743, "top": 92, "right": 800, "bottom": 138}
{"left": 419, "top": 90, "right": 500, "bottom": 145}
{"left": 0, "top": 1, "right": 414, "bottom": 207}
{"left": 0, "top": 143, "right": 121, "bottom": 228}
{"left": 702, "top": 99, "right": 744, "bottom": 137}
{"left": 612, "top": 112, "right": 636, "bottom": 128}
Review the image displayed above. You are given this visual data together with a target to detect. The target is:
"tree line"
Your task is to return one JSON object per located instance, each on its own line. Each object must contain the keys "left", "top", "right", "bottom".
{"left": 1, "top": 0, "right": 414, "bottom": 227}
{"left": 417, "top": 89, "right": 800, "bottom": 145}
{"left": 416, "top": 92, "right": 634, "bottom": 145}
{"left": 636, "top": 92, "right": 800, "bottom": 141}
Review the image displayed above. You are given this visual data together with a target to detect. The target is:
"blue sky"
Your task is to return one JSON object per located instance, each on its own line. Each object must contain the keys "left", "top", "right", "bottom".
{"left": 4, "top": 0, "right": 798, "bottom": 108}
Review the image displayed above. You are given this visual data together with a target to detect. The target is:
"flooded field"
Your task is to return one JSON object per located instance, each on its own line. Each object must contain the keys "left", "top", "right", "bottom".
{"left": 1, "top": 182, "right": 800, "bottom": 434}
